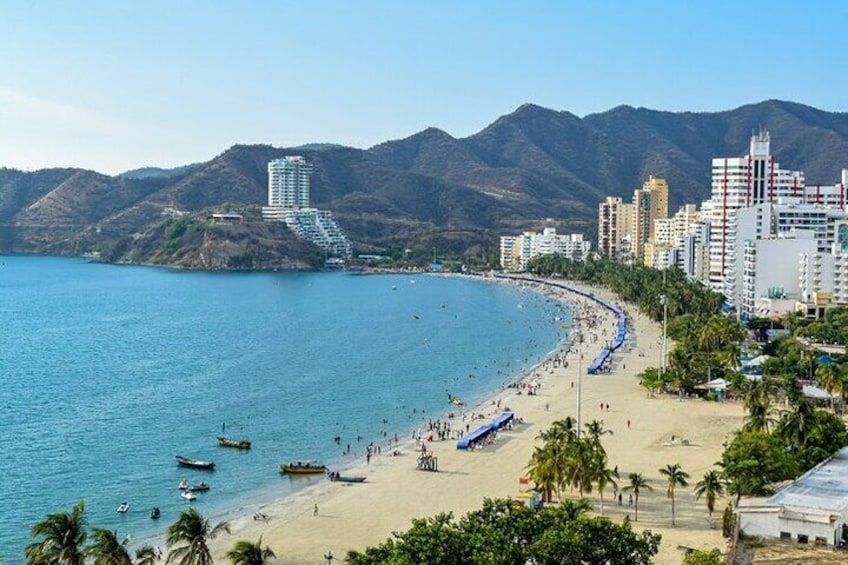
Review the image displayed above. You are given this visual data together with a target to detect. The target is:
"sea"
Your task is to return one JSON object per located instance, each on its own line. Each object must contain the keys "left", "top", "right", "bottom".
{"left": 0, "top": 255, "right": 569, "bottom": 562}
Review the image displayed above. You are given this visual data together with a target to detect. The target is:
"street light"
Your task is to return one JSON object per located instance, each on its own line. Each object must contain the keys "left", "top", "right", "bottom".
{"left": 660, "top": 269, "right": 668, "bottom": 375}
{"left": 572, "top": 317, "right": 586, "bottom": 435}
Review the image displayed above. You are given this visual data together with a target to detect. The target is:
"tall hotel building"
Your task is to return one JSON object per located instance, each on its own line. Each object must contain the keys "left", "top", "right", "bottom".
{"left": 267, "top": 156, "right": 312, "bottom": 210}
{"left": 631, "top": 176, "right": 669, "bottom": 259}
{"left": 262, "top": 156, "right": 350, "bottom": 256}
{"left": 701, "top": 132, "right": 848, "bottom": 303}
{"left": 598, "top": 197, "right": 633, "bottom": 260}
{"left": 700, "top": 132, "right": 804, "bottom": 299}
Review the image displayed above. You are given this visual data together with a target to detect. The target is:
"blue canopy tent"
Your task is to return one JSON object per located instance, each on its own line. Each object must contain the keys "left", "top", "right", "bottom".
{"left": 491, "top": 411, "right": 515, "bottom": 430}
{"left": 494, "top": 276, "right": 631, "bottom": 376}
{"left": 587, "top": 349, "right": 611, "bottom": 374}
{"left": 456, "top": 424, "right": 494, "bottom": 449}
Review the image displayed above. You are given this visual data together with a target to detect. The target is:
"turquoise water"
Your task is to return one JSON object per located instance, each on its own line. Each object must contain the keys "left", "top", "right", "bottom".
{"left": 0, "top": 256, "right": 567, "bottom": 562}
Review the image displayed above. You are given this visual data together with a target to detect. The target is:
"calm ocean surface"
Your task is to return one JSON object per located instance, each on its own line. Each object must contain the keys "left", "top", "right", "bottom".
{"left": 0, "top": 256, "right": 567, "bottom": 561}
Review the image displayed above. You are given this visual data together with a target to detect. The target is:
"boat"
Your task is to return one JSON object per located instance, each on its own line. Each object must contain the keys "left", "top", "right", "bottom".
{"left": 150, "top": 507, "right": 161, "bottom": 520}
{"left": 178, "top": 478, "right": 189, "bottom": 490}
{"left": 191, "top": 482, "right": 210, "bottom": 492}
{"left": 181, "top": 490, "right": 196, "bottom": 501}
{"left": 175, "top": 455, "right": 215, "bottom": 470}
{"left": 117, "top": 501, "right": 129, "bottom": 513}
{"left": 329, "top": 474, "right": 366, "bottom": 483}
{"left": 279, "top": 461, "right": 327, "bottom": 475}
{"left": 216, "top": 437, "right": 251, "bottom": 450}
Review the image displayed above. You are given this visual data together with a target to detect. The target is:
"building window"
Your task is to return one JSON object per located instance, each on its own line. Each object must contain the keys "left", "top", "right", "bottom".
{"left": 814, "top": 536, "right": 827, "bottom": 546}
{"left": 797, "top": 534, "right": 808, "bottom": 544}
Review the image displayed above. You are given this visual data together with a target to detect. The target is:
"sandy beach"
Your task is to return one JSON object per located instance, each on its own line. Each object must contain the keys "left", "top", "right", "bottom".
{"left": 207, "top": 278, "right": 744, "bottom": 564}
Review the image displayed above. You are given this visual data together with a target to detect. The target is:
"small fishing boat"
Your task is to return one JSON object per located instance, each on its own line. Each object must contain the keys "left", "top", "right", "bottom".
{"left": 150, "top": 507, "right": 161, "bottom": 520}
{"left": 330, "top": 474, "right": 366, "bottom": 483}
{"left": 216, "top": 437, "right": 251, "bottom": 449}
{"left": 279, "top": 461, "right": 327, "bottom": 475}
{"left": 191, "top": 482, "right": 210, "bottom": 492}
{"left": 175, "top": 455, "right": 215, "bottom": 470}
{"left": 178, "top": 478, "right": 189, "bottom": 490}
{"left": 181, "top": 490, "right": 196, "bottom": 501}
{"left": 117, "top": 501, "right": 129, "bottom": 513}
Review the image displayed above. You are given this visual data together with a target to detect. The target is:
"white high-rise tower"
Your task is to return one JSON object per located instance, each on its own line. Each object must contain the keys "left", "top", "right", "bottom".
{"left": 267, "top": 156, "right": 312, "bottom": 210}
{"left": 700, "top": 132, "right": 804, "bottom": 299}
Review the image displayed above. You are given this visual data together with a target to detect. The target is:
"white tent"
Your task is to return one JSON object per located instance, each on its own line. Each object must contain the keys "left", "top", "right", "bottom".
{"left": 802, "top": 384, "right": 837, "bottom": 400}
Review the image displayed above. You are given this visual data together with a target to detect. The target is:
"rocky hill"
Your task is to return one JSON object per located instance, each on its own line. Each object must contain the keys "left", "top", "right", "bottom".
{"left": 2, "top": 100, "right": 848, "bottom": 267}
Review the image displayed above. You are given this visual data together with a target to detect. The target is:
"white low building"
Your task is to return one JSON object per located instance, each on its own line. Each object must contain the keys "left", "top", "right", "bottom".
{"left": 499, "top": 228, "right": 590, "bottom": 272}
{"left": 738, "top": 447, "right": 848, "bottom": 547}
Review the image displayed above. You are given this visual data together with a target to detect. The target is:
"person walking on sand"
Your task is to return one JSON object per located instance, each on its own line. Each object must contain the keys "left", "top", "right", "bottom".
{"left": 313, "top": 504, "right": 318, "bottom": 516}
{"left": 626, "top": 419, "right": 631, "bottom": 429}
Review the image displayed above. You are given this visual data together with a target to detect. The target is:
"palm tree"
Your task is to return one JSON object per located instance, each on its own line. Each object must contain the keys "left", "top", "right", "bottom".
{"left": 526, "top": 444, "right": 561, "bottom": 503}
{"left": 741, "top": 378, "right": 778, "bottom": 433}
{"left": 622, "top": 473, "right": 652, "bottom": 522}
{"left": 775, "top": 398, "right": 817, "bottom": 450}
{"left": 558, "top": 498, "right": 592, "bottom": 521}
{"left": 134, "top": 546, "right": 158, "bottom": 565}
{"left": 86, "top": 528, "right": 132, "bottom": 565}
{"left": 225, "top": 538, "right": 275, "bottom": 565}
{"left": 816, "top": 363, "right": 843, "bottom": 412}
{"left": 659, "top": 463, "right": 690, "bottom": 526}
{"left": 166, "top": 507, "right": 230, "bottom": 565}
{"left": 584, "top": 420, "right": 613, "bottom": 443}
{"left": 537, "top": 417, "right": 577, "bottom": 443}
{"left": 594, "top": 464, "right": 618, "bottom": 516}
{"left": 25, "top": 500, "right": 88, "bottom": 565}
{"left": 694, "top": 470, "right": 725, "bottom": 523}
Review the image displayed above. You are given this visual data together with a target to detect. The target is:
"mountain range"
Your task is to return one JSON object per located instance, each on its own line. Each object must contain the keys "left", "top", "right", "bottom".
{"left": 2, "top": 99, "right": 848, "bottom": 267}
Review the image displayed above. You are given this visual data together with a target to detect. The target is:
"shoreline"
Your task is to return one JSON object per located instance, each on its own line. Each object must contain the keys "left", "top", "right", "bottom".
{"left": 203, "top": 276, "right": 743, "bottom": 564}
{"left": 202, "top": 275, "right": 625, "bottom": 562}
{"left": 133, "top": 273, "right": 568, "bottom": 557}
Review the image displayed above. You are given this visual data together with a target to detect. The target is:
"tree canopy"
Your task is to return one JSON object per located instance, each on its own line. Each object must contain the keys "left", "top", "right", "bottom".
{"left": 346, "top": 498, "right": 660, "bottom": 565}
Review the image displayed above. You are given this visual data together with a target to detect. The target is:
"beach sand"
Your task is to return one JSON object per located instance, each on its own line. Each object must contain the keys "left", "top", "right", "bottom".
{"left": 207, "top": 279, "right": 744, "bottom": 564}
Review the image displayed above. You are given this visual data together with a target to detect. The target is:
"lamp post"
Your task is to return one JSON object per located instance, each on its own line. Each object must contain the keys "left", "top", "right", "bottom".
{"left": 572, "top": 317, "right": 585, "bottom": 435}
{"left": 660, "top": 269, "right": 668, "bottom": 375}
{"left": 577, "top": 329, "right": 582, "bottom": 435}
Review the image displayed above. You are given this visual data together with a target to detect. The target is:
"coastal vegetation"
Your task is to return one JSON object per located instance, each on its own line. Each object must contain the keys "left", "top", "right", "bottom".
{"left": 526, "top": 417, "right": 615, "bottom": 506}
{"left": 23, "top": 504, "right": 274, "bottom": 565}
{"left": 345, "top": 497, "right": 660, "bottom": 565}
{"left": 529, "top": 255, "right": 848, "bottom": 549}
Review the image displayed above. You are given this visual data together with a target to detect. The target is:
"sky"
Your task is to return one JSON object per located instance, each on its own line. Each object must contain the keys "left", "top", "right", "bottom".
{"left": 2, "top": 1, "right": 847, "bottom": 175}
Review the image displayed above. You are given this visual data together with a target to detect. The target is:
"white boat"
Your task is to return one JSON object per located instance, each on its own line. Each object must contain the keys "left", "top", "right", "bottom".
{"left": 181, "top": 490, "right": 196, "bottom": 501}
{"left": 117, "top": 501, "right": 129, "bottom": 513}
{"left": 178, "top": 478, "right": 189, "bottom": 490}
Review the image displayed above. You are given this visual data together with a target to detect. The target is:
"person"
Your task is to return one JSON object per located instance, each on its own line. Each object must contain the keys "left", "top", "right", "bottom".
{"left": 618, "top": 493, "right": 622, "bottom": 505}
{"left": 626, "top": 419, "right": 631, "bottom": 429}
{"left": 628, "top": 494, "right": 633, "bottom": 506}
{"left": 313, "top": 504, "right": 318, "bottom": 516}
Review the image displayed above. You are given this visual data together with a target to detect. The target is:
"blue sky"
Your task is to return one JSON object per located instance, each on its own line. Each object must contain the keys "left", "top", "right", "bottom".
{"left": 2, "top": 1, "right": 846, "bottom": 174}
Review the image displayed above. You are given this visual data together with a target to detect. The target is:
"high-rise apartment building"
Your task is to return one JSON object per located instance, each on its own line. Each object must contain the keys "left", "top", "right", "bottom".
{"left": 262, "top": 156, "right": 350, "bottom": 256}
{"left": 631, "top": 176, "right": 669, "bottom": 259}
{"left": 700, "top": 132, "right": 805, "bottom": 297}
{"left": 267, "top": 156, "right": 312, "bottom": 209}
{"left": 598, "top": 197, "right": 633, "bottom": 260}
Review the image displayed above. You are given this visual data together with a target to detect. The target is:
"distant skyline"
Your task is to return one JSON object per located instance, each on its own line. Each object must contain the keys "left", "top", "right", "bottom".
{"left": 2, "top": 1, "right": 847, "bottom": 175}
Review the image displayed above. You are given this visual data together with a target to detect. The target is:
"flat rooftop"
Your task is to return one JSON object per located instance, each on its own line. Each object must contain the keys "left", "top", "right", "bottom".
{"left": 767, "top": 447, "right": 848, "bottom": 515}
